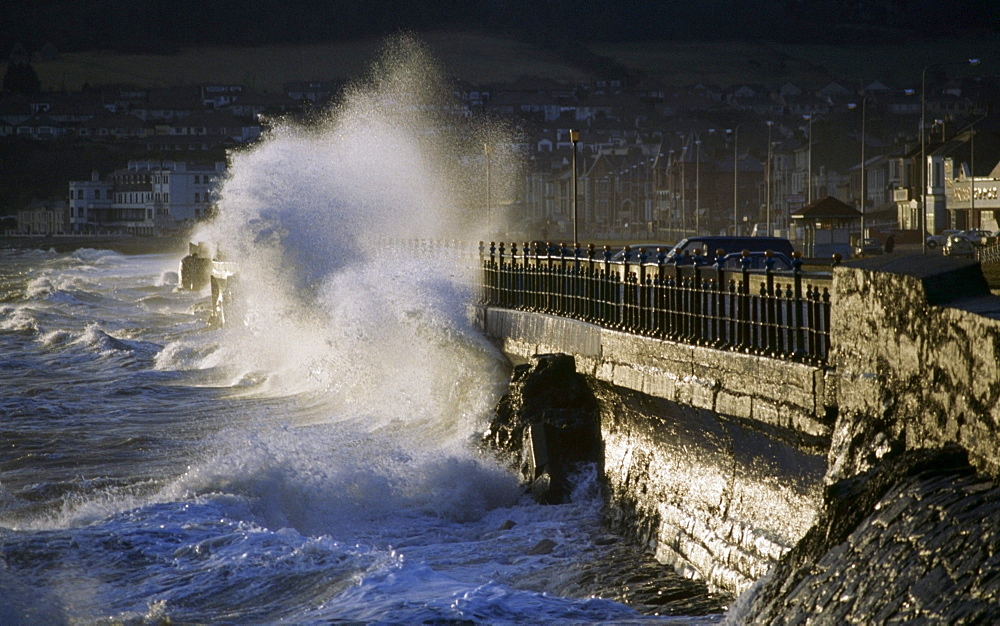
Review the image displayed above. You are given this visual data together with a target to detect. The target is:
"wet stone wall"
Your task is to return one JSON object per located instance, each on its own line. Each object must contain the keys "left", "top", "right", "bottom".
{"left": 474, "top": 256, "right": 1000, "bottom": 614}
{"left": 828, "top": 257, "right": 1000, "bottom": 483}
{"left": 479, "top": 307, "right": 834, "bottom": 439}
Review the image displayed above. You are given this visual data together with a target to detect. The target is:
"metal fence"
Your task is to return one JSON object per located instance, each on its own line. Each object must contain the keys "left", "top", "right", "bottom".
{"left": 977, "top": 240, "right": 1000, "bottom": 265}
{"left": 480, "top": 242, "right": 833, "bottom": 366}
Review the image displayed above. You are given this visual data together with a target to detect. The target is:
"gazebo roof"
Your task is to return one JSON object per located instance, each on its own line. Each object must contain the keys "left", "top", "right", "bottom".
{"left": 791, "top": 196, "right": 861, "bottom": 220}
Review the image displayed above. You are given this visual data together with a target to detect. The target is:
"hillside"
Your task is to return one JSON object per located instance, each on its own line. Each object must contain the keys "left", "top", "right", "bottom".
{"left": 20, "top": 31, "right": 999, "bottom": 92}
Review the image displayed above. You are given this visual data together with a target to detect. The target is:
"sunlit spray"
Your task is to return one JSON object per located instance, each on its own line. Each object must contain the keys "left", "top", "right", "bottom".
{"left": 192, "top": 35, "right": 519, "bottom": 445}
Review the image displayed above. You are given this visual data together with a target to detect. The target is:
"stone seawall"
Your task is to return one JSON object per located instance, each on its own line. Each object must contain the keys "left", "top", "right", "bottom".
{"left": 597, "top": 384, "right": 824, "bottom": 596}
{"left": 474, "top": 255, "right": 1000, "bottom": 603}
{"left": 474, "top": 307, "right": 830, "bottom": 595}
{"left": 828, "top": 256, "right": 1000, "bottom": 482}
{"left": 477, "top": 307, "right": 834, "bottom": 439}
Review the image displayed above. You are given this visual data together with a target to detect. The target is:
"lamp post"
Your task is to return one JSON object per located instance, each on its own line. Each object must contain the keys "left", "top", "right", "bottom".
{"left": 765, "top": 120, "right": 774, "bottom": 237}
{"left": 668, "top": 149, "right": 676, "bottom": 237}
{"left": 681, "top": 144, "right": 688, "bottom": 235}
{"left": 692, "top": 128, "right": 714, "bottom": 237}
{"left": 921, "top": 58, "right": 980, "bottom": 253}
{"left": 570, "top": 129, "right": 579, "bottom": 244}
{"left": 848, "top": 95, "right": 870, "bottom": 242}
{"left": 695, "top": 136, "right": 701, "bottom": 236}
{"left": 726, "top": 126, "right": 739, "bottom": 235}
{"left": 484, "top": 143, "right": 491, "bottom": 236}
{"left": 802, "top": 114, "right": 813, "bottom": 204}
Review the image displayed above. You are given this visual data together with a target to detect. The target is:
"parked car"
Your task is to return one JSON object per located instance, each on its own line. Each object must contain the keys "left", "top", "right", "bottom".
{"left": 926, "top": 229, "right": 963, "bottom": 249}
{"left": 854, "top": 237, "right": 883, "bottom": 256}
{"left": 963, "top": 229, "right": 992, "bottom": 246}
{"left": 943, "top": 233, "right": 976, "bottom": 257}
{"left": 664, "top": 236, "right": 795, "bottom": 264}
{"left": 610, "top": 244, "right": 675, "bottom": 263}
{"left": 719, "top": 251, "right": 794, "bottom": 271}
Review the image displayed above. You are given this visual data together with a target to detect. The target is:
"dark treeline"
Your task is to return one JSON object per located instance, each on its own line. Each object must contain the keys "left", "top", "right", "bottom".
{"left": 3, "top": 0, "right": 996, "bottom": 55}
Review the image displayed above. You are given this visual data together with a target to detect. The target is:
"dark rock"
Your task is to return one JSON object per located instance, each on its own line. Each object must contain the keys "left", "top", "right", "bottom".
{"left": 526, "top": 538, "right": 558, "bottom": 555}
{"left": 736, "top": 444, "right": 1000, "bottom": 623}
{"left": 481, "top": 353, "right": 603, "bottom": 504}
{"left": 498, "top": 520, "right": 517, "bottom": 531}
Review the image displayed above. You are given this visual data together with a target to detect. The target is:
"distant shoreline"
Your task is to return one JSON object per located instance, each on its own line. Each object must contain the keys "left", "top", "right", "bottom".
{"left": 0, "top": 235, "right": 190, "bottom": 256}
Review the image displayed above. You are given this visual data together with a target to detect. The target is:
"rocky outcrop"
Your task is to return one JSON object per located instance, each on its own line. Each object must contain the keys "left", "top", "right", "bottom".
{"left": 732, "top": 445, "right": 1000, "bottom": 623}
{"left": 482, "top": 353, "right": 603, "bottom": 503}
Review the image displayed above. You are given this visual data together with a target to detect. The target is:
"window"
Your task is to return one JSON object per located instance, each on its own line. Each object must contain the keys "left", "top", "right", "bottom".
{"left": 163, "top": 193, "right": 168, "bottom": 202}
{"left": 77, "top": 189, "right": 84, "bottom": 199}
{"left": 194, "top": 193, "right": 200, "bottom": 203}
{"left": 95, "top": 189, "right": 101, "bottom": 199}
{"left": 194, "top": 175, "right": 200, "bottom": 184}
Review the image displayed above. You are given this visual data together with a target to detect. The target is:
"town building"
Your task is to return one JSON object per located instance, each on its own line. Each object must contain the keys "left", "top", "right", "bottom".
{"left": 68, "top": 161, "right": 225, "bottom": 235}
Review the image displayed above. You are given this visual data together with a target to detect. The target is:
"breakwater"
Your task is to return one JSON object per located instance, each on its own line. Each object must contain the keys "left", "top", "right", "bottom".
{"left": 476, "top": 252, "right": 1000, "bottom": 619}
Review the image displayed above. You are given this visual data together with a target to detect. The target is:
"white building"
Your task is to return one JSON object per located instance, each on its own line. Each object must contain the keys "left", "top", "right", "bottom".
{"left": 68, "top": 161, "right": 225, "bottom": 235}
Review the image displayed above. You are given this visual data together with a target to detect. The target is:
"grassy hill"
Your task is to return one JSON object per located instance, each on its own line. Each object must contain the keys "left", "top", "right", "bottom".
{"left": 22, "top": 31, "right": 999, "bottom": 92}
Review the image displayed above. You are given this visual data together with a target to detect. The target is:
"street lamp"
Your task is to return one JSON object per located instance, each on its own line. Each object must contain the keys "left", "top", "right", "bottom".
{"left": 848, "top": 96, "right": 870, "bottom": 242}
{"left": 693, "top": 128, "right": 714, "bottom": 237}
{"left": 766, "top": 120, "right": 774, "bottom": 237}
{"left": 695, "top": 135, "right": 702, "bottom": 236}
{"left": 726, "top": 126, "right": 740, "bottom": 235}
{"left": 921, "top": 58, "right": 980, "bottom": 253}
{"left": 680, "top": 143, "right": 688, "bottom": 235}
{"left": 570, "top": 129, "right": 579, "bottom": 244}
{"left": 802, "top": 114, "right": 813, "bottom": 204}
{"left": 484, "top": 143, "right": 492, "bottom": 235}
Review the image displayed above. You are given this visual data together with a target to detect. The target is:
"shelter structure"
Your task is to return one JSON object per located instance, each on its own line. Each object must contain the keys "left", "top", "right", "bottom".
{"left": 790, "top": 196, "right": 860, "bottom": 259}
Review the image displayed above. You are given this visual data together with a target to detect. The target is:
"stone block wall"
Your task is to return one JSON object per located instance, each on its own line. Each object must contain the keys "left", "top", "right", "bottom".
{"left": 482, "top": 307, "right": 834, "bottom": 438}
{"left": 828, "top": 259, "right": 1000, "bottom": 482}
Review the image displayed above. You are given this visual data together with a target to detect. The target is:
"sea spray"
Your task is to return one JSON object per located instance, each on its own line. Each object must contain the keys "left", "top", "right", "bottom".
{"left": 0, "top": 37, "right": 718, "bottom": 623}
{"left": 192, "top": 35, "right": 518, "bottom": 419}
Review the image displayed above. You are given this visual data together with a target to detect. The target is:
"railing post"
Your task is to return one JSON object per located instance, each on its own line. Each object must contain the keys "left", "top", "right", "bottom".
{"left": 488, "top": 241, "right": 497, "bottom": 305}
{"left": 620, "top": 246, "right": 632, "bottom": 331}
{"left": 497, "top": 241, "right": 510, "bottom": 307}
{"left": 636, "top": 247, "right": 648, "bottom": 334}
{"left": 691, "top": 261, "right": 703, "bottom": 343}
{"left": 559, "top": 242, "right": 570, "bottom": 317}
{"left": 714, "top": 249, "right": 726, "bottom": 347}
{"left": 522, "top": 242, "right": 533, "bottom": 311}
{"left": 479, "top": 241, "right": 486, "bottom": 304}
{"left": 655, "top": 247, "right": 667, "bottom": 338}
{"left": 511, "top": 242, "right": 521, "bottom": 309}
{"left": 603, "top": 245, "right": 614, "bottom": 328}
{"left": 739, "top": 250, "right": 752, "bottom": 352}
{"left": 586, "top": 243, "right": 596, "bottom": 321}
{"left": 573, "top": 242, "right": 583, "bottom": 319}
{"left": 791, "top": 251, "right": 805, "bottom": 359}
{"left": 764, "top": 250, "right": 778, "bottom": 355}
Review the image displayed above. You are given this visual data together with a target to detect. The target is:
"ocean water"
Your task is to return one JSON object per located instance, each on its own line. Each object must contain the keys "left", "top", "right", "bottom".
{"left": 0, "top": 245, "right": 726, "bottom": 624}
{"left": 0, "top": 37, "right": 723, "bottom": 625}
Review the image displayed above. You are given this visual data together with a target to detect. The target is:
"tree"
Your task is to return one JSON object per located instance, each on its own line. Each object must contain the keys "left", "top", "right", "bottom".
{"left": 2, "top": 61, "right": 41, "bottom": 96}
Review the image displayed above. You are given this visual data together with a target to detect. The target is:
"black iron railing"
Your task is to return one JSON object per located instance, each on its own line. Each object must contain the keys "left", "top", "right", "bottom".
{"left": 976, "top": 240, "right": 1000, "bottom": 265}
{"left": 480, "top": 242, "right": 833, "bottom": 366}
